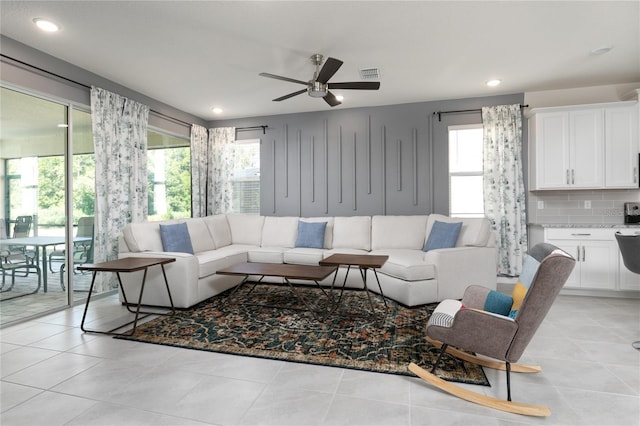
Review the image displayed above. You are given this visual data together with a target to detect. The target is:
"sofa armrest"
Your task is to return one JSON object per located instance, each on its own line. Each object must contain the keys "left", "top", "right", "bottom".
{"left": 461, "top": 285, "right": 494, "bottom": 310}
{"left": 424, "top": 246, "right": 497, "bottom": 301}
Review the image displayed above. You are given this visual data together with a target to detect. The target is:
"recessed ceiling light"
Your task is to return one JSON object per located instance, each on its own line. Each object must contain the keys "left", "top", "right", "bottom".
{"left": 212, "top": 107, "right": 223, "bottom": 114}
{"left": 33, "top": 18, "right": 60, "bottom": 32}
{"left": 486, "top": 79, "right": 501, "bottom": 87}
{"left": 335, "top": 95, "right": 344, "bottom": 102}
{"left": 590, "top": 46, "right": 613, "bottom": 56}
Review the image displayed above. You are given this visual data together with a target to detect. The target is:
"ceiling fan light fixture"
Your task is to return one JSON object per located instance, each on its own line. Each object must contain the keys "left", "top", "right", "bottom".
{"left": 308, "top": 81, "right": 328, "bottom": 98}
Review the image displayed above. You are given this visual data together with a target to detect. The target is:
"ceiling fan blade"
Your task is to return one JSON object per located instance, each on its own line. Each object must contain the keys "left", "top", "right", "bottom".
{"left": 328, "top": 82, "right": 381, "bottom": 90}
{"left": 323, "top": 91, "right": 342, "bottom": 107}
{"left": 316, "top": 57, "right": 343, "bottom": 84}
{"left": 273, "top": 89, "right": 307, "bottom": 102}
{"left": 259, "top": 72, "right": 308, "bottom": 86}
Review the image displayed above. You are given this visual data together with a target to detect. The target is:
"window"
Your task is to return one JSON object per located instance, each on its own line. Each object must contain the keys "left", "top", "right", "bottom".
{"left": 449, "top": 125, "right": 484, "bottom": 218}
{"left": 147, "top": 129, "right": 191, "bottom": 220}
{"left": 231, "top": 139, "right": 260, "bottom": 214}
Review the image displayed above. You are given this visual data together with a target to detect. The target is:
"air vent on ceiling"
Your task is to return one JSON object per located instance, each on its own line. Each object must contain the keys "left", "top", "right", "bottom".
{"left": 359, "top": 67, "right": 381, "bottom": 80}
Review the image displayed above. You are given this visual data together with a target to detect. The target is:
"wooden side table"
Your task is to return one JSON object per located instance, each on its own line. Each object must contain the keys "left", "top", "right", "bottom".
{"left": 78, "top": 257, "right": 176, "bottom": 336}
{"left": 319, "top": 253, "right": 389, "bottom": 316}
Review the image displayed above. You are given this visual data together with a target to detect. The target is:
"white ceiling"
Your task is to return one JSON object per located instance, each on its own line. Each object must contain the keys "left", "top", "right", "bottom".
{"left": 1, "top": 1, "right": 639, "bottom": 121}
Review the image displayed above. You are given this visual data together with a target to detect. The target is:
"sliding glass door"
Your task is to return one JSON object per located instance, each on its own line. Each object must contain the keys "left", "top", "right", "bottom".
{"left": 0, "top": 86, "right": 98, "bottom": 326}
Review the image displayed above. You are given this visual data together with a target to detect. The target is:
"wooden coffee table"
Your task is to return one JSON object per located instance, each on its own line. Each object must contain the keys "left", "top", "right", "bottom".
{"left": 216, "top": 262, "right": 338, "bottom": 319}
{"left": 319, "top": 253, "right": 389, "bottom": 316}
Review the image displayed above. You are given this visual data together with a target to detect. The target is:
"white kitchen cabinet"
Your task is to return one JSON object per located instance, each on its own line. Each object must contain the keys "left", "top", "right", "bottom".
{"left": 604, "top": 104, "right": 639, "bottom": 188}
{"left": 529, "top": 101, "right": 639, "bottom": 190}
{"left": 544, "top": 228, "right": 618, "bottom": 290}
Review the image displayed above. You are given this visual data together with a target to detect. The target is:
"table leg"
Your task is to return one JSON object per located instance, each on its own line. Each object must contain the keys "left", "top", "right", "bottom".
{"left": 40, "top": 246, "right": 48, "bottom": 293}
{"left": 359, "top": 267, "right": 377, "bottom": 314}
{"left": 81, "top": 265, "right": 175, "bottom": 335}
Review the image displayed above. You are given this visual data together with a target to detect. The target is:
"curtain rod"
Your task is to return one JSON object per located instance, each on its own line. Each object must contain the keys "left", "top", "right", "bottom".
{"left": 434, "top": 104, "right": 529, "bottom": 122}
{"left": 1, "top": 53, "right": 193, "bottom": 128}
{"left": 236, "top": 125, "right": 268, "bottom": 134}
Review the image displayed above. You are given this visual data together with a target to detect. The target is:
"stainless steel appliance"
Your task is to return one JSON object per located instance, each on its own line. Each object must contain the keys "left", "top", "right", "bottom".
{"left": 624, "top": 202, "right": 640, "bottom": 224}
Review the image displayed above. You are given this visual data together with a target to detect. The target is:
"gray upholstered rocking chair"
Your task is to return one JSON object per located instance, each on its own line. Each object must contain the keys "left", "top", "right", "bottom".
{"left": 615, "top": 232, "right": 640, "bottom": 350}
{"left": 409, "top": 243, "right": 575, "bottom": 417}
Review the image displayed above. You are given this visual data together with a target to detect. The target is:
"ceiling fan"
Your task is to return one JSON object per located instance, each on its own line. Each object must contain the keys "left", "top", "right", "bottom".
{"left": 259, "top": 54, "right": 380, "bottom": 107}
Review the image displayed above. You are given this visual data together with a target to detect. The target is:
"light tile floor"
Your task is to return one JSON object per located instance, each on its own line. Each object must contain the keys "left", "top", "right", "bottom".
{"left": 1, "top": 293, "right": 638, "bottom": 426}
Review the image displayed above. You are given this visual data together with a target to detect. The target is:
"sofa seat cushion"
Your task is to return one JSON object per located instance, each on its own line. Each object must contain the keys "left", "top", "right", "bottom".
{"left": 197, "top": 250, "right": 248, "bottom": 278}
{"left": 207, "top": 244, "right": 254, "bottom": 260}
{"left": 370, "top": 249, "right": 436, "bottom": 281}
{"left": 247, "top": 247, "right": 286, "bottom": 263}
{"left": 325, "top": 248, "right": 370, "bottom": 256}
{"left": 284, "top": 248, "right": 326, "bottom": 265}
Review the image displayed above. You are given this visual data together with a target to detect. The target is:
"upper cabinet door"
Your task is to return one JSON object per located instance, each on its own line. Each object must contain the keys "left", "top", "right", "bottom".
{"left": 533, "top": 112, "right": 571, "bottom": 189}
{"left": 570, "top": 108, "right": 604, "bottom": 188}
{"left": 604, "top": 104, "right": 639, "bottom": 188}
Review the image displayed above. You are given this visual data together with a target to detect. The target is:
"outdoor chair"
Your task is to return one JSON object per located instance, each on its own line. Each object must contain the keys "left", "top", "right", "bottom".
{"left": 0, "top": 216, "right": 41, "bottom": 294}
{"left": 615, "top": 232, "right": 640, "bottom": 350}
{"left": 59, "top": 224, "right": 94, "bottom": 291}
{"left": 409, "top": 242, "right": 575, "bottom": 417}
{"left": 49, "top": 216, "right": 94, "bottom": 273}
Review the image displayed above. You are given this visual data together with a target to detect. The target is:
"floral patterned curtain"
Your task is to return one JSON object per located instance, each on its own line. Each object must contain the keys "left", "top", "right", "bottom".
{"left": 207, "top": 127, "right": 236, "bottom": 215}
{"left": 91, "top": 86, "right": 149, "bottom": 291}
{"left": 190, "top": 124, "right": 208, "bottom": 217}
{"left": 482, "top": 104, "right": 527, "bottom": 276}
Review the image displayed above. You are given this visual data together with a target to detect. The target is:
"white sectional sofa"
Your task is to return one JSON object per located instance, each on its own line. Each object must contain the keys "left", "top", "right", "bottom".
{"left": 117, "top": 214, "right": 497, "bottom": 308}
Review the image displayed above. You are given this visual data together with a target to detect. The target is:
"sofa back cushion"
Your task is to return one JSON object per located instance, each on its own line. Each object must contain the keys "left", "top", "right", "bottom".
{"left": 123, "top": 220, "right": 178, "bottom": 252}
{"left": 203, "top": 215, "right": 231, "bottom": 248}
{"left": 185, "top": 218, "right": 216, "bottom": 253}
{"left": 425, "top": 214, "right": 491, "bottom": 247}
{"left": 227, "top": 214, "right": 265, "bottom": 245}
{"left": 298, "top": 217, "right": 334, "bottom": 248}
{"left": 262, "top": 216, "right": 298, "bottom": 248}
{"left": 371, "top": 215, "right": 428, "bottom": 250}
{"left": 333, "top": 216, "right": 371, "bottom": 251}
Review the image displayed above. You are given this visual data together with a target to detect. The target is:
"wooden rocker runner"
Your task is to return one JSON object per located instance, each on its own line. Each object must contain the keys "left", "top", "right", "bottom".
{"left": 409, "top": 243, "right": 576, "bottom": 417}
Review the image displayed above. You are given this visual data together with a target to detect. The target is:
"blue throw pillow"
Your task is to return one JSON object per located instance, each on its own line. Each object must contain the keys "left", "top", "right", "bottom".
{"left": 423, "top": 220, "right": 462, "bottom": 252}
{"left": 295, "top": 221, "right": 327, "bottom": 249}
{"left": 159, "top": 222, "right": 194, "bottom": 254}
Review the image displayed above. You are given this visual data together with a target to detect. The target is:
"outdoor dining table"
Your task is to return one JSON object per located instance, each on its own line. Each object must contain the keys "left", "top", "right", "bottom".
{"left": 0, "top": 236, "right": 92, "bottom": 292}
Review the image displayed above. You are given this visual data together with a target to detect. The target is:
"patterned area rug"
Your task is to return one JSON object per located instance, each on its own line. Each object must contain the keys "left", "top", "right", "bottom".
{"left": 117, "top": 283, "right": 489, "bottom": 385}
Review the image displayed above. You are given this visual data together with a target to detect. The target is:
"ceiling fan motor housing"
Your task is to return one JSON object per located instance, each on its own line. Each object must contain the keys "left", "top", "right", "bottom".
{"left": 308, "top": 81, "right": 328, "bottom": 97}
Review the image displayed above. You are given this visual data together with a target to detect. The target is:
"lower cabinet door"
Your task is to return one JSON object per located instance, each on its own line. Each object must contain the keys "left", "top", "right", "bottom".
{"left": 579, "top": 240, "right": 618, "bottom": 289}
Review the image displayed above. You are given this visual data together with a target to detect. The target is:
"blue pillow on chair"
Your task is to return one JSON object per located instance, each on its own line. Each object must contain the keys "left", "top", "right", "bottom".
{"left": 159, "top": 222, "right": 194, "bottom": 254}
{"left": 423, "top": 220, "right": 462, "bottom": 252}
{"left": 295, "top": 221, "right": 327, "bottom": 249}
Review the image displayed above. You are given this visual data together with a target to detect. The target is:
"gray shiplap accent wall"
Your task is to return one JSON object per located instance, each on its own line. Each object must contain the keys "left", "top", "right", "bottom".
{"left": 213, "top": 93, "right": 525, "bottom": 217}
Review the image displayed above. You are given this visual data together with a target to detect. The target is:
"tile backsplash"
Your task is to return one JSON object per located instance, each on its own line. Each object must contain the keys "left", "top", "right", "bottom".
{"left": 527, "top": 189, "right": 640, "bottom": 225}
